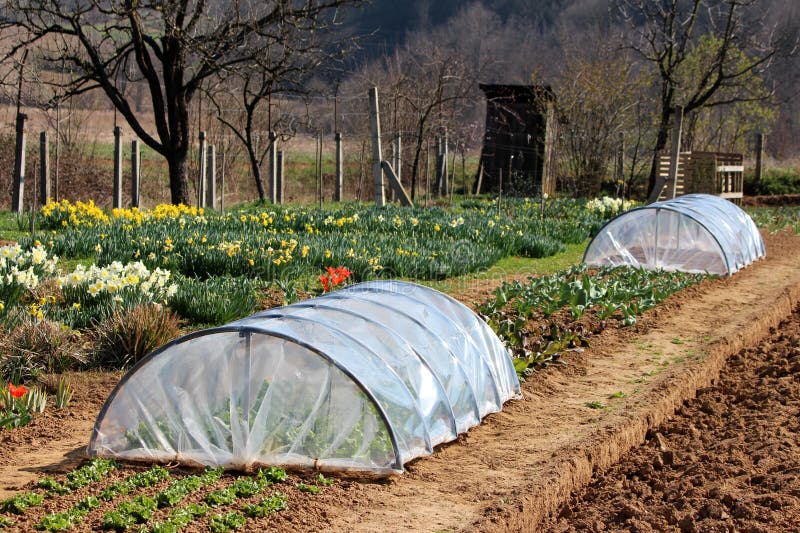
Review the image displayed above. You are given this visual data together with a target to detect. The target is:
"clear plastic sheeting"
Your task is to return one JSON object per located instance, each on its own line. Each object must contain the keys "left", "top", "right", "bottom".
{"left": 583, "top": 194, "right": 765, "bottom": 276}
{"left": 88, "top": 281, "right": 519, "bottom": 475}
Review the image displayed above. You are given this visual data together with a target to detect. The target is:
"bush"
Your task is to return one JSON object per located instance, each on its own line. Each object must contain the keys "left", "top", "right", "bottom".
{"left": 0, "top": 317, "right": 86, "bottom": 382}
{"left": 744, "top": 167, "right": 800, "bottom": 195}
{"left": 92, "top": 304, "right": 182, "bottom": 369}
{"left": 169, "top": 276, "right": 259, "bottom": 326}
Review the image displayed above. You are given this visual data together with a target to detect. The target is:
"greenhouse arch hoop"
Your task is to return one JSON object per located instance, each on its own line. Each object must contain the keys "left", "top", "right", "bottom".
{"left": 582, "top": 194, "right": 765, "bottom": 276}
{"left": 88, "top": 280, "right": 519, "bottom": 475}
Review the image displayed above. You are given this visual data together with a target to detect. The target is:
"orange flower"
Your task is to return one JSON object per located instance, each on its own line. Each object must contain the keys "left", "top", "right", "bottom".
{"left": 320, "top": 266, "right": 352, "bottom": 293}
{"left": 8, "top": 383, "right": 26, "bottom": 398}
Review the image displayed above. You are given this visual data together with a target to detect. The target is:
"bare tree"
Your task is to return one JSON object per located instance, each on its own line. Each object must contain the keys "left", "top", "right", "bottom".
{"left": 0, "top": 0, "right": 359, "bottom": 205}
{"left": 618, "top": 0, "right": 787, "bottom": 197}
{"left": 552, "top": 30, "right": 642, "bottom": 197}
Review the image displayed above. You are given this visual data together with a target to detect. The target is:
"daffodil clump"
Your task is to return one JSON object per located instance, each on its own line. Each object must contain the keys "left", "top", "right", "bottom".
{"left": 585, "top": 196, "right": 637, "bottom": 218}
{"left": 39, "top": 199, "right": 110, "bottom": 228}
{"left": 0, "top": 243, "right": 59, "bottom": 316}
{"left": 57, "top": 261, "right": 177, "bottom": 327}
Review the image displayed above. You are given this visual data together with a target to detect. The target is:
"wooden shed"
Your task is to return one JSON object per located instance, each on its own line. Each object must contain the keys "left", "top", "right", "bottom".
{"left": 475, "top": 84, "right": 557, "bottom": 197}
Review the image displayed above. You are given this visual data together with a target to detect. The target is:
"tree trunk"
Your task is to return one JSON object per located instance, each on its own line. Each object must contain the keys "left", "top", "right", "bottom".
{"left": 245, "top": 116, "right": 267, "bottom": 202}
{"left": 248, "top": 146, "right": 267, "bottom": 201}
{"left": 167, "top": 149, "right": 191, "bottom": 206}
{"left": 647, "top": 106, "right": 672, "bottom": 197}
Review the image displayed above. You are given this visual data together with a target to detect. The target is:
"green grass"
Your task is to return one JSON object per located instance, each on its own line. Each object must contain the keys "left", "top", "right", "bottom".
{"left": 0, "top": 211, "right": 29, "bottom": 242}
{"left": 419, "top": 240, "right": 589, "bottom": 295}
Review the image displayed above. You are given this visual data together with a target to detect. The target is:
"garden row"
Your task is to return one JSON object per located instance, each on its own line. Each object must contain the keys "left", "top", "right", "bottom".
{"left": 478, "top": 264, "right": 709, "bottom": 376}
{"left": 0, "top": 458, "right": 334, "bottom": 532}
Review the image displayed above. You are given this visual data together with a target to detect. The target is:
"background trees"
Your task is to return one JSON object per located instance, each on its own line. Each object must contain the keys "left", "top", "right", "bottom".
{"left": 0, "top": 0, "right": 797, "bottom": 205}
{"left": 0, "top": 0, "right": 359, "bottom": 205}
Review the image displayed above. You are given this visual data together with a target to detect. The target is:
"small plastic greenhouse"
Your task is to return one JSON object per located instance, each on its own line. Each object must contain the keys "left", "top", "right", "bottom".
{"left": 88, "top": 280, "right": 519, "bottom": 475}
{"left": 583, "top": 194, "right": 765, "bottom": 276}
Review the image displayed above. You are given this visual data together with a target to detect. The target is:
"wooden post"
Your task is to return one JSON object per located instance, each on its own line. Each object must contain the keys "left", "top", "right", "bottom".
{"left": 197, "top": 131, "right": 207, "bottom": 208}
{"left": 205, "top": 144, "right": 216, "bottom": 209}
{"left": 497, "top": 168, "right": 503, "bottom": 216}
{"left": 381, "top": 161, "right": 413, "bottom": 207}
{"left": 755, "top": 133, "right": 765, "bottom": 184}
{"left": 425, "top": 139, "right": 430, "bottom": 206}
{"left": 668, "top": 106, "right": 683, "bottom": 200}
{"left": 54, "top": 102, "right": 60, "bottom": 201}
{"left": 12, "top": 113, "right": 28, "bottom": 213}
{"left": 433, "top": 136, "right": 441, "bottom": 196}
{"left": 30, "top": 160, "right": 37, "bottom": 236}
{"left": 39, "top": 131, "right": 50, "bottom": 205}
{"left": 440, "top": 129, "right": 449, "bottom": 196}
{"left": 317, "top": 132, "right": 323, "bottom": 208}
{"left": 113, "top": 126, "right": 123, "bottom": 209}
{"left": 220, "top": 151, "right": 226, "bottom": 215}
{"left": 268, "top": 131, "right": 278, "bottom": 203}
{"left": 394, "top": 134, "right": 402, "bottom": 184}
{"left": 131, "top": 139, "right": 140, "bottom": 208}
{"left": 335, "top": 132, "right": 343, "bottom": 202}
{"left": 616, "top": 131, "right": 624, "bottom": 194}
{"left": 368, "top": 87, "right": 385, "bottom": 207}
{"left": 276, "top": 150, "right": 284, "bottom": 204}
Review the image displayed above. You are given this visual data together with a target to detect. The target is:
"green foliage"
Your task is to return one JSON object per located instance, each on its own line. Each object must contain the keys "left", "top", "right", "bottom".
{"left": 54, "top": 376, "right": 74, "bottom": 409}
{"left": 102, "top": 495, "right": 158, "bottom": 530}
{"left": 36, "top": 459, "right": 117, "bottom": 496}
{"left": 295, "top": 482, "right": 321, "bottom": 494}
{"left": 204, "top": 487, "right": 237, "bottom": 507}
{"left": 63, "top": 458, "right": 118, "bottom": 491}
{"left": 98, "top": 465, "right": 170, "bottom": 501}
{"left": 208, "top": 512, "right": 247, "bottom": 532}
{"left": 316, "top": 473, "right": 334, "bottom": 486}
{"left": 35, "top": 496, "right": 99, "bottom": 531}
{"left": 747, "top": 206, "right": 800, "bottom": 234}
{"left": 147, "top": 503, "right": 209, "bottom": 533}
{"left": 154, "top": 468, "right": 223, "bottom": 509}
{"left": 745, "top": 167, "right": 800, "bottom": 196}
{"left": 243, "top": 492, "right": 287, "bottom": 518}
{"left": 0, "top": 491, "right": 44, "bottom": 514}
{"left": 168, "top": 275, "right": 259, "bottom": 326}
{"left": 91, "top": 304, "right": 182, "bottom": 369}
{"left": 0, "top": 317, "right": 86, "bottom": 383}
{"left": 257, "top": 467, "right": 288, "bottom": 484}
{"left": 480, "top": 265, "right": 707, "bottom": 376}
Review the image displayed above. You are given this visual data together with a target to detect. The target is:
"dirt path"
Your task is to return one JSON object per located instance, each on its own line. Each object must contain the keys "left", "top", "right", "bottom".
{"left": 544, "top": 305, "right": 800, "bottom": 533}
{"left": 1, "top": 230, "right": 799, "bottom": 532}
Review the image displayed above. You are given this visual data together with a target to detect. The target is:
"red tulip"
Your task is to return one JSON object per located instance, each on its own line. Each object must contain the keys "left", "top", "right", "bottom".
{"left": 8, "top": 383, "right": 26, "bottom": 398}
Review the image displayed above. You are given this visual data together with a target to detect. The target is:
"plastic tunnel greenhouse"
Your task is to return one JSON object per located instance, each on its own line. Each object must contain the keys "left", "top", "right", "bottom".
{"left": 583, "top": 194, "right": 765, "bottom": 276}
{"left": 88, "top": 280, "right": 520, "bottom": 475}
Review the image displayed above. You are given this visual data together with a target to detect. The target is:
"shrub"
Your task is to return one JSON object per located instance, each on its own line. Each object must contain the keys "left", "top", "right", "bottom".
{"left": 744, "top": 167, "right": 800, "bottom": 195}
{"left": 0, "top": 317, "right": 86, "bottom": 383}
{"left": 169, "top": 276, "right": 259, "bottom": 326}
{"left": 92, "top": 304, "right": 182, "bottom": 369}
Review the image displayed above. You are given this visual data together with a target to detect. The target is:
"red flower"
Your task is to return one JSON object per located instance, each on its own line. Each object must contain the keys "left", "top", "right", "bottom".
{"left": 319, "top": 266, "right": 352, "bottom": 293}
{"left": 8, "top": 383, "right": 26, "bottom": 399}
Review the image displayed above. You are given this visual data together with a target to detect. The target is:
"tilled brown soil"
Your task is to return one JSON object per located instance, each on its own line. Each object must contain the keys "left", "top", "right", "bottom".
{"left": 545, "top": 309, "right": 800, "bottom": 533}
